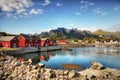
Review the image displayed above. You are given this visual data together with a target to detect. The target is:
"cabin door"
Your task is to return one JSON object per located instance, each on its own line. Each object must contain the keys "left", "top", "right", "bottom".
{"left": 13, "top": 43, "right": 16, "bottom": 48}
{"left": 29, "top": 44, "right": 31, "bottom": 47}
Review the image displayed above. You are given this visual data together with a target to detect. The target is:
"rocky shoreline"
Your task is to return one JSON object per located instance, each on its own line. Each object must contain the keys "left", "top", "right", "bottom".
{"left": 0, "top": 53, "right": 120, "bottom": 80}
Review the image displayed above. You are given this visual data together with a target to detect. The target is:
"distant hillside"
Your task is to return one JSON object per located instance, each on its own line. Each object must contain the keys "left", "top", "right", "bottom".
{"left": 0, "top": 32, "right": 17, "bottom": 37}
{"left": 93, "top": 29, "right": 120, "bottom": 40}
{"left": 40, "top": 28, "right": 120, "bottom": 40}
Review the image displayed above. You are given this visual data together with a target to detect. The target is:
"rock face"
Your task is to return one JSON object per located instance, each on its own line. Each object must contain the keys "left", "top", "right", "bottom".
{"left": 0, "top": 53, "right": 120, "bottom": 80}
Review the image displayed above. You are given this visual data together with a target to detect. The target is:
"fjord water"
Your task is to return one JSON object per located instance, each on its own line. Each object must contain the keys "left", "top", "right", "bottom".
{"left": 16, "top": 47, "right": 120, "bottom": 69}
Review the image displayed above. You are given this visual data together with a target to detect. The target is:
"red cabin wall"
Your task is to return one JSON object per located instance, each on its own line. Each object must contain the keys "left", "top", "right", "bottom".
{"left": 41, "top": 40, "right": 45, "bottom": 47}
{"left": 0, "top": 42, "right": 1, "bottom": 47}
{"left": 18, "top": 37, "right": 25, "bottom": 47}
{"left": 41, "top": 39, "right": 54, "bottom": 47}
{"left": 49, "top": 41, "right": 54, "bottom": 46}
{"left": 0, "top": 41, "right": 10, "bottom": 48}
{"left": 57, "top": 40, "right": 67, "bottom": 44}
{"left": 11, "top": 38, "right": 19, "bottom": 48}
{"left": 25, "top": 39, "right": 40, "bottom": 47}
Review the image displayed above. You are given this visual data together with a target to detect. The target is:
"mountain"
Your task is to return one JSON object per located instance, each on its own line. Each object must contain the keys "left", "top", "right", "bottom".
{"left": 40, "top": 28, "right": 120, "bottom": 40}
{"left": 0, "top": 32, "right": 17, "bottom": 37}
{"left": 40, "top": 28, "right": 98, "bottom": 39}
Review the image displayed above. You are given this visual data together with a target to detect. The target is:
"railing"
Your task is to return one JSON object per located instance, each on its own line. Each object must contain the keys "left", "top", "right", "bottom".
{"left": 2, "top": 46, "right": 61, "bottom": 55}
{"left": 40, "top": 46, "right": 61, "bottom": 51}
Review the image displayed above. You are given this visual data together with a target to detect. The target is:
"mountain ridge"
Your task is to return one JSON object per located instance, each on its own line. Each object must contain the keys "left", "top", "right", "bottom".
{"left": 40, "top": 28, "right": 120, "bottom": 40}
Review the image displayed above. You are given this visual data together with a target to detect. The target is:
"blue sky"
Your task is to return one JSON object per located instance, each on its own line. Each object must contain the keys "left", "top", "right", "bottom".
{"left": 0, "top": 0, "right": 120, "bottom": 34}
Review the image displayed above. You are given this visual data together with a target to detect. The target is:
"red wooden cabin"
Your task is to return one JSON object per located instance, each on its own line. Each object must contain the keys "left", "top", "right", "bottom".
{"left": 41, "top": 38, "right": 55, "bottom": 47}
{"left": 18, "top": 34, "right": 41, "bottom": 47}
{"left": 0, "top": 36, "right": 18, "bottom": 48}
{"left": 56, "top": 40, "right": 67, "bottom": 45}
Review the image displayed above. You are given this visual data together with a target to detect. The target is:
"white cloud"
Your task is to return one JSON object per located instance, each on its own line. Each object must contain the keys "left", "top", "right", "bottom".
{"left": 93, "top": 8, "right": 101, "bottom": 14}
{"left": 42, "top": 0, "right": 50, "bottom": 6}
{"left": 13, "top": 16, "right": 18, "bottom": 19}
{"left": 93, "top": 8, "right": 107, "bottom": 16}
{"left": 78, "top": 27, "right": 98, "bottom": 32}
{"left": 29, "top": 9, "right": 43, "bottom": 15}
{"left": 80, "top": 0, "right": 85, "bottom": 4}
{"left": 101, "top": 12, "right": 107, "bottom": 16}
{"left": 80, "top": 0, "right": 94, "bottom": 10}
{"left": 75, "top": 12, "right": 81, "bottom": 16}
{"left": 19, "top": 15, "right": 23, "bottom": 18}
{"left": 77, "top": 0, "right": 94, "bottom": 15}
{"left": 0, "top": 0, "right": 44, "bottom": 18}
{"left": 89, "top": 2, "right": 94, "bottom": 6}
{"left": 23, "top": 12, "right": 28, "bottom": 16}
{"left": 6, "top": 13, "right": 13, "bottom": 17}
{"left": 114, "top": 6, "right": 120, "bottom": 13}
{"left": 0, "top": 0, "right": 33, "bottom": 17}
{"left": 56, "top": 3, "right": 62, "bottom": 7}
{"left": 106, "top": 24, "right": 120, "bottom": 32}
{"left": 70, "top": 23, "right": 75, "bottom": 27}
{"left": 16, "top": 8, "right": 26, "bottom": 14}
{"left": 0, "top": 0, "right": 33, "bottom": 12}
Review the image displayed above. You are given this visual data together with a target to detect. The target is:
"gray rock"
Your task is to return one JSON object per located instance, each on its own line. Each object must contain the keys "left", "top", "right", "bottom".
{"left": 45, "top": 69, "right": 52, "bottom": 79}
{"left": 26, "top": 59, "right": 32, "bottom": 64}
{"left": 90, "top": 75, "right": 96, "bottom": 79}
{"left": 0, "top": 67, "right": 3, "bottom": 70}
{"left": 11, "top": 58, "right": 17, "bottom": 65}
{"left": 38, "top": 63, "right": 45, "bottom": 68}
{"left": 0, "top": 56, "right": 6, "bottom": 61}
{"left": 90, "top": 62, "right": 103, "bottom": 70}
{"left": 14, "top": 60, "right": 21, "bottom": 66}
{"left": 56, "top": 70, "right": 63, "bottom": 76}
{"left": 0, "top": 70, "right": 4, "bottom": 77}
{"left": 64, "top": 70, "right": 69, "bottom": 75}
{"left": 68, "top": 70, "right": 76, "bottom": 78}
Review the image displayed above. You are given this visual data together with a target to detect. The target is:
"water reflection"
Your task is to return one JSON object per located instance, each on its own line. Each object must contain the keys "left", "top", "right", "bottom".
{"left": 14, "top": 47, "right": 120, "bottom": 69}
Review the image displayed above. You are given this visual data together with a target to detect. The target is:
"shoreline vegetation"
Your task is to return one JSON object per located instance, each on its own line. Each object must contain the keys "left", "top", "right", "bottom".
{"left": 60, "top": 43, "right": 120, "bottom": 50}
{"left": 0, "top": 53, "right": 120, "bottom": 80}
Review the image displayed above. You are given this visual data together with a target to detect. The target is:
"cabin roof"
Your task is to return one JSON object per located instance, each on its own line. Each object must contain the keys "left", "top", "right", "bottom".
{"left": 20, "top": 34, "right": 40, "bottom": 40}
{"left": 0, "top": 36, "right": 15, "bottom": 41}
{"left": 41, "top": 38, "right": 48, "bottom": 40}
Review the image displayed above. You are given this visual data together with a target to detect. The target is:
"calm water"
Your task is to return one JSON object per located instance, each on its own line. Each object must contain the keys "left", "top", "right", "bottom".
{"left": 15, "top": 47, "right": 120, "bottom": 69}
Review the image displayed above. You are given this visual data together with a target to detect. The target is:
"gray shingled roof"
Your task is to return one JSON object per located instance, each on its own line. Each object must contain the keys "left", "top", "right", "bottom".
{"left": 20, "top": 34, "right": 40, "bottom": 40}
{"left": 0, "top": 36, "right": 15, "bottom": 41}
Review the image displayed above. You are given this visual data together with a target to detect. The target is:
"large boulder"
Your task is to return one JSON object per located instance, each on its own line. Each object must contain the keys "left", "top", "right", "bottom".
{"left": 0, "top": 70, "right": 4, "bottom": 78}
{"left": 38, "top": 63, "right": 45, "bottom": 68}
{"left": 0, "top": 56, "right": 6, "bottom": 61}
{"left": 68, "top": 70, "right": 76, "bottom": 78}
{"left": 90, "top": 62, "right": 105, "bottom": 70}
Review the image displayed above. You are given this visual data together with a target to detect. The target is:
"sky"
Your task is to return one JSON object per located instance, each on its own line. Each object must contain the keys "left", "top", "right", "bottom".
{"left": 0, "top": 0, "right": 120, "bottom": 34}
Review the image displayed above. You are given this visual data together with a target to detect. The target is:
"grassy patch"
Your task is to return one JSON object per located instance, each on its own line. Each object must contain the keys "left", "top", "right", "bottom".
{"left": 0, "top": 47, "right": 18, "bottom": 51}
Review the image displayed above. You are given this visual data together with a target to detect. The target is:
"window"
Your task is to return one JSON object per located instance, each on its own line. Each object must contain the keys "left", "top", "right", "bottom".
{"left": 29, "top": 44, "right": 31, "bottom": 47}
